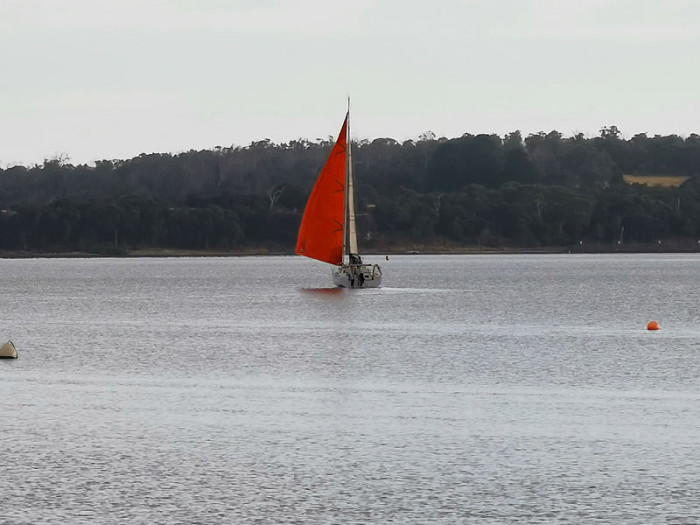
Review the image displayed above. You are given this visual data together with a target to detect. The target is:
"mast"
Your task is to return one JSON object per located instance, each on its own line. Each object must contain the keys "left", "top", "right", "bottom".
{"left": 345, "top": 99, "right": 359, "bottom": 261}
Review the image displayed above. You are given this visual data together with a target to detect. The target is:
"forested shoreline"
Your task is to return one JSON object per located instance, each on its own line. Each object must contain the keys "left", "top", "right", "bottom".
{"left": 1, "top": 126, "right": 700, "bottom": 255}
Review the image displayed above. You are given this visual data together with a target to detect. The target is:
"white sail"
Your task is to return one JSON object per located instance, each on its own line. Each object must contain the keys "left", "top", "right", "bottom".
{"left": 333, "top": 108, "right": 382, "bottom": 288}
{"left": 345, "top": 116, "right": 359, "bottom": 259}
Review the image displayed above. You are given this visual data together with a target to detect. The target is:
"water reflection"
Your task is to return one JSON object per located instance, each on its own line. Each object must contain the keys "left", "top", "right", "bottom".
{"left": 300, "top": 287, "right": 344, "bottom": 296}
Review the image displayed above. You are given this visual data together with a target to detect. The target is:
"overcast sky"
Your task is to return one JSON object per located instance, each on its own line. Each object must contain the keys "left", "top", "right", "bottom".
{"left": 1, "top": 0, "right": 699, "bottom": 166}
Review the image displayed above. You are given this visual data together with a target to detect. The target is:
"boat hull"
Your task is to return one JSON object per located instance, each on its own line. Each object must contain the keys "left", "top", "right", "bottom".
{"left": 0, "top": 341, "right": 17, "bottom": 359}
{"left": 332, "top": 264, "right": 382, "bottom": 288}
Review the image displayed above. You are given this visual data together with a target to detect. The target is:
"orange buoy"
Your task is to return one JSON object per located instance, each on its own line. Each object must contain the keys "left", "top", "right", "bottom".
{"left": 647, "top": 321, "right": 660, "bottom": 331}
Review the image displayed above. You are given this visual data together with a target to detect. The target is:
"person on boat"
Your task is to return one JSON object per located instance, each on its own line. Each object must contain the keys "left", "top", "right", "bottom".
{"left": 349, "top": 254, "right": 363, "bottom": 265}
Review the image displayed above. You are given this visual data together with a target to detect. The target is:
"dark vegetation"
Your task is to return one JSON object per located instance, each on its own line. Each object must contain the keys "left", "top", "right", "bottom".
{"left": 2, "top": 126, "right": 700, "bottom": 254}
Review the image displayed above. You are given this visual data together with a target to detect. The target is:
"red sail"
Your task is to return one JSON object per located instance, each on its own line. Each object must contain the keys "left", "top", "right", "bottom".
{"left": 296, "top": 116, "right": 347, "bottom": 265}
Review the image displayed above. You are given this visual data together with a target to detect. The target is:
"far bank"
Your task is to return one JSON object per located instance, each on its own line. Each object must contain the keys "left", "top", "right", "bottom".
{"left": 1, "top": 241, "right": 700, "bottom": 259}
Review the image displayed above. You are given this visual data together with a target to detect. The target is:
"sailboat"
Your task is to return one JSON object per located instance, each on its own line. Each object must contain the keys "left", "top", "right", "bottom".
{"left": 296, "top": 108, "right": 382, "bottom": 288}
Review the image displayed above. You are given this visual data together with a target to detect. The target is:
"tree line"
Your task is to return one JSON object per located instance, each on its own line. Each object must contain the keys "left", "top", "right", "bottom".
{"left": 1, "top": 126, "right": 699, "bottom": 253}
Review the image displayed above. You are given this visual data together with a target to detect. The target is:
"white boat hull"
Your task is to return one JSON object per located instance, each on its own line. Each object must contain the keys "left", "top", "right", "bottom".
{"left": 0, "top": 341, "right": 17, "bottom": 359}
{"left": 332, "top": 264, "right": 382, "bottom": 288}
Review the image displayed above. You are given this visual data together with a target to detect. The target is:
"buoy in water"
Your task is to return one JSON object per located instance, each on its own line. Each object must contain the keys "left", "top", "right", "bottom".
{"left": 0, "top": 340, "right": 17, "bottom": 359}
{"left": 647, "top": 321, "right": 660, "bottom": 331}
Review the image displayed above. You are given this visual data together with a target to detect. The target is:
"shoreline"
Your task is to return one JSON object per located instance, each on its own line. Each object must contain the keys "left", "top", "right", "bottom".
{"left": 1, "top": 242, "right": 699, "bottom": 259}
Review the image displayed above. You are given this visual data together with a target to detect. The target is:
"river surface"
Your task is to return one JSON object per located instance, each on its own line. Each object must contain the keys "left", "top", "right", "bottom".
{"left": 1, "top": 254, "right": 699, "bottom": 524}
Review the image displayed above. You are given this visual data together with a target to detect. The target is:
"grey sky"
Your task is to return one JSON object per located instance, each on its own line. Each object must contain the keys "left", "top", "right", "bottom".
{"left": 1, "top": 0, "right": 699, "bottom": 166}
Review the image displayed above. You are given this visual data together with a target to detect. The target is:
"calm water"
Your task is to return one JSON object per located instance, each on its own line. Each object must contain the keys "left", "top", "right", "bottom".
{"left": 1, "top": 254, "right": 699, "bottom": 524}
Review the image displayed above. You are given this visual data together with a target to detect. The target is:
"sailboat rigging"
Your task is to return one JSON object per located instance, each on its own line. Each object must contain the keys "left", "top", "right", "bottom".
{"left": 296, "top": 108, "right": 382, "bottom": 288}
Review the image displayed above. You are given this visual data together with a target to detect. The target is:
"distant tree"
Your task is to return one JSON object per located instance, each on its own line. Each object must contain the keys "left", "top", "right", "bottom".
{"left": 0, "top": 125, "right": 698, "bottom": 253}
{"left": 427, "top": 134, "right": 505, "bottom": 191}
